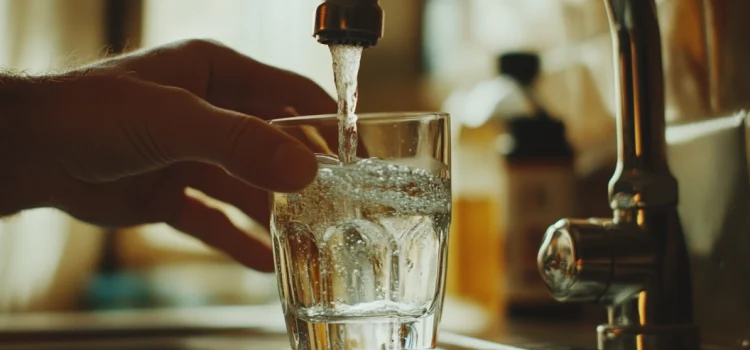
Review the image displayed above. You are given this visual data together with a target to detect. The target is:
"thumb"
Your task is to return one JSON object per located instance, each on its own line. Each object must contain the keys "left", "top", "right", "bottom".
{"left": 151, "top": 86, "right": 318, "bottom": 193}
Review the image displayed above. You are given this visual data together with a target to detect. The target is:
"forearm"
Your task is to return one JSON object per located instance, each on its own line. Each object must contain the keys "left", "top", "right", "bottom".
{"left": 0, "top": 74, "right": 52, "bottom": 216}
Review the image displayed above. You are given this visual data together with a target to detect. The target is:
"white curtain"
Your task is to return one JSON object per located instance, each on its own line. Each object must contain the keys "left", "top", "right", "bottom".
{"left": 0, "top": 0, "right": 106, "bottom": 312}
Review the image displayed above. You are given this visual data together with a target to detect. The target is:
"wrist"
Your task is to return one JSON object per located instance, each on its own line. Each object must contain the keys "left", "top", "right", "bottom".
{"left": 0, "top": 75, "right": 53, "bottom": 216}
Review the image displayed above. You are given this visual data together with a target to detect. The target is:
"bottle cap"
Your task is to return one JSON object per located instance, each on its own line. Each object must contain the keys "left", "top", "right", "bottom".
{"left": 498, "top": 52, "right": 540, "bottom": 86}
{"left": 503, "top": 110, "right": 574, "bottom": 161}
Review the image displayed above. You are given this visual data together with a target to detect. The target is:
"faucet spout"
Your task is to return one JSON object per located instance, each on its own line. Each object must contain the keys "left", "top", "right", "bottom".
{"left": 313, "top": 0, "right": 384, "bottom": 48}
{"left": 606, "top": 0, "right": 676, "bottom": 209}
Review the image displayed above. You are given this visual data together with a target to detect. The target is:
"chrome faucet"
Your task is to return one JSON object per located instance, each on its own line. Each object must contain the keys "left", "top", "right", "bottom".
{"left": 313, "top": 0, "right": 383, "bottom": 48}
{"left": 537, "top": 0, "right": 701, "bottom": 349}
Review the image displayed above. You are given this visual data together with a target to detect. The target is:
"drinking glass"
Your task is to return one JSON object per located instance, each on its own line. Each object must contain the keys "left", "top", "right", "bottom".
{"left": 269, "top": 112, "right": 451, "bottom": 350}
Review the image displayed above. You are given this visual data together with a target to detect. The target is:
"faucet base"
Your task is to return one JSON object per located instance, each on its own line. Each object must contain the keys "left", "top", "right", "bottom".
{"left": 597, "top": 323, "right": 701, "bottom": 350}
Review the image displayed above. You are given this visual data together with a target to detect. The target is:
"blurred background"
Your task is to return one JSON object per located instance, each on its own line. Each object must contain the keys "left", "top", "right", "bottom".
{"left": 1, "top": 0, "right": 750, "bottom": 346}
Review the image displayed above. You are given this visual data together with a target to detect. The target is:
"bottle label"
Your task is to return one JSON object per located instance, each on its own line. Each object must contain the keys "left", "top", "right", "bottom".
{"left": 504, "top": 163, "right": 576, "bottom": 302}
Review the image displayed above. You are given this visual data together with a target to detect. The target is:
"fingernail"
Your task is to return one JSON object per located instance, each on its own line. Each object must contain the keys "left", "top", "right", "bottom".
{"left": 272, "top": 143, "right": 317, "bottom": 191}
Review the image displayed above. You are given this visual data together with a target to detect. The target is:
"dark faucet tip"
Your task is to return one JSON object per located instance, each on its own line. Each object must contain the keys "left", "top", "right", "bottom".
{"left": 315, "top": 30, "right": 379, "bottom": 48}
{"left": 313, "top": 1, "right": 383, "bottom": 48}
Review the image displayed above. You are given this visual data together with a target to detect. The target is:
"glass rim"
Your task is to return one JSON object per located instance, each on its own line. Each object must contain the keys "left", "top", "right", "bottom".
{"left": 269, "top": 111, "right": 449, "bottom": 126}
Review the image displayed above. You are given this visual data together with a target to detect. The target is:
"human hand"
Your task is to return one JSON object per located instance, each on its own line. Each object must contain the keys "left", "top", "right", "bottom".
{"left": 1, "top": 39, "right": 336, "bottom": 271}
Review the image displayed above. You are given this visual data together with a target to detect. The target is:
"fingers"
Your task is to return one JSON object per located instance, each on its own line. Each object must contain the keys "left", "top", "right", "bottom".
{"left": 103, "top": 39, "right": 337, "bottom": 119}
{"left": 146, "top": 84, "right": 318, "bottom": 193}
{"left": 170, "top": 162, "right": 272, "bottom": 229}
{"left": 167, "top": 190, "right": 275, "bottom": 272}
{"left": 210, "top": 95, "right": 299, "bottom": 121}
{"left": 272, "top": 114, "right": 372, "bottom": 160}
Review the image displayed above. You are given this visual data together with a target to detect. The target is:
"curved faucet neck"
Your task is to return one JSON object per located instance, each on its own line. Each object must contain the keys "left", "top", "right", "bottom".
{"left": 605, "top": 0, "right": 677, "bottom": 210}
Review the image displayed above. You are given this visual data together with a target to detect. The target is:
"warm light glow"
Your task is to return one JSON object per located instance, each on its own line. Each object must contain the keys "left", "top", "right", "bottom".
{"left": 638, "top": 291, "right": 647, "bottom": 325}
{"left": 637, "top": 291, "right": 647, "bottom": 350}
{"left": 637, "top": 208, "right": 645, "bottom": 226}
{"left": 631, "top": 42, "right": 642, "bottom": 157}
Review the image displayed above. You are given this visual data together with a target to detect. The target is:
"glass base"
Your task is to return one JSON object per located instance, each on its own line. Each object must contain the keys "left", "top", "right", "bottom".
{"left": 284, "top": 311, "right": 440, "bottom": 350}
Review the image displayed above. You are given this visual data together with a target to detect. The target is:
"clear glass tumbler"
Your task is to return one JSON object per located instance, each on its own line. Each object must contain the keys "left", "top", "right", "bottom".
{"left": 269, "top": 112, "right": 452, "bottom": 350}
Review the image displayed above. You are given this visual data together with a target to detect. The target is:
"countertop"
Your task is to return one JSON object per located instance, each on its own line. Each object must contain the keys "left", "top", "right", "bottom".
{"left": 0, "top": 304, "right": 598, "bottom": 350}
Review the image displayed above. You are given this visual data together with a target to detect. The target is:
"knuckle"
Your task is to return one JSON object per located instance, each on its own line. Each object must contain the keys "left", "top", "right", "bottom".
{"left": 160, "top": 84, "right": 200, "bottom": 103}
{"left": 178, "top": 38, "right": 228, "bottom": 54}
